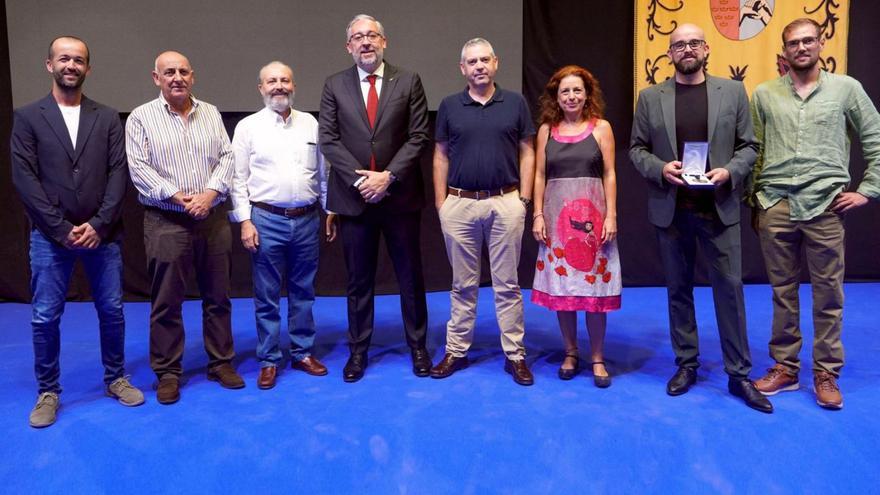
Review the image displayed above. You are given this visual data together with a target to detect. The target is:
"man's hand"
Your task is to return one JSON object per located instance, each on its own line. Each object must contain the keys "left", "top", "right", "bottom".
{"left": 185, "top": 190, "right": 218, "bottom": 220}
{"left": 663, "top": 161, "right": 685, "bottom": 186}
{"left": 240, "top": 220, "right": 259, "bottom": 253}
{"left": 830, "top": 192, "right": 868, "bottom": 213}
{"left": 70, "top": 223, "right": 101, "bottom": 249}
{"left": 705, "top": 167, "right": 731, "bottom": 186}
{"left": 325, "top": 213, "right": 338, "bottom": 242}
{"left": 355, "top": 169, "right": 392, "bottom": 203}
{"left": 170, "top": 191, "right": 192, "bottom": 207}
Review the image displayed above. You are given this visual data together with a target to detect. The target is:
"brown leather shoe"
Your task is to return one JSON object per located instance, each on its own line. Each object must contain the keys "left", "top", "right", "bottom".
{"left": 207, "top": 363, "right": 245, "bottom": 389}
{"left": 156, "top": 376, "right": 180, "bottom": 405}
{"left": 430, "top": 353, "right": 469, "bottom": 379}
{"left": 755, "top": 363, "right": 799, "bottom": 395}
{"left": 814, "top": 371, "right": 843, "bottom": 410}
{"left": 258, "top": 366, "right": 277, "bottom": 390}
{"left": 504, "top": 358, "right": 534, "bottom": 386}
{"left": 291, "top": 356, "right": 328, "bottom": 376}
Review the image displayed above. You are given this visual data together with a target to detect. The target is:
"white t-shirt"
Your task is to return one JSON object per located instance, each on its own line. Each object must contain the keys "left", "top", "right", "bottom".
{"left": 59, "top": 105, "right": 81, "bottom": 148}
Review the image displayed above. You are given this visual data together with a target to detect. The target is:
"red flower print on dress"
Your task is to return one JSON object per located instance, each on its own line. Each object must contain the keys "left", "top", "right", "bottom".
{"left": 555, "top": 266, "right": 568, "bottom": 276}
{"left": 602, "top": 272, "right": 612, "bottom": 283}
{"left": 553, "top": 247, "right": 565, "bottom": 259}
{"left": 586, "top": 274, "right": 597, "bottom": 284}
{"left": 536, "top": 260, "right": 545, "bottom": 271}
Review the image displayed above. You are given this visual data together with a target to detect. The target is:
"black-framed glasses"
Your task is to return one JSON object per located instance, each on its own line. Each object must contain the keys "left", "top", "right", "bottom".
{"left": 348, "top": 32, "right": 384, "bottom": 44}
{"left": 784, "top": 36, "right": 818, "bottom": 50}
{"left": 669, "top": 39, "right": 705, "bottom": 52}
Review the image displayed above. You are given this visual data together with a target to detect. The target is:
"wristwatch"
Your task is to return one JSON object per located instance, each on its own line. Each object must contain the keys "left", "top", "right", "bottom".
{"left": 520, "top": 196, "right": 532, "bottom": 207}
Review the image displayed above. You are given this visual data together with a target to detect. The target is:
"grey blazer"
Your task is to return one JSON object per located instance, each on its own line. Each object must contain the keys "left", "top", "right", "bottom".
{"left": 629, "top": 75, "right": 758, "bottom": 228}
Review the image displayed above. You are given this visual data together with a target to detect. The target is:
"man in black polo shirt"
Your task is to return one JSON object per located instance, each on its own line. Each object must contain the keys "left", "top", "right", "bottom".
{"left": 629, "top": 23, "right": 771, "bottom": 412}
{"left": 430, "top": 38, "right": 536, "bottom": 386}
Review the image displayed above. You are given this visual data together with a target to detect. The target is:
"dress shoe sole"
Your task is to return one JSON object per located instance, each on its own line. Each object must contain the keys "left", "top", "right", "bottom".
{"left": 757, "top": 382, "right": 799, "bottom": 396}
{"left": 206, "top": 374, "right": 246, "bottom": 389}
{"left": 343, "top": 373, "right": 364, "bottom": 383}
{"left": 413, "top": 368, "right": 431, "bottom": 378}
{"left": 666, "top": 384, "right": 693, "bottom": 396}
{"left": 813, "top": 386, "right": 843, "bottom": 410}
{"left": 291, "top": 365, "right": 329, "bottom": 377}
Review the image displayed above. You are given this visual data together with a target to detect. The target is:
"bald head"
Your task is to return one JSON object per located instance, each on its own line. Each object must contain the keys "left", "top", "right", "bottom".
{"left": 258, "top": 61, "right": 293, "bottom": 84}
{"left": 152, "top": 51, "right": 194, "bottom": 110}
{"left": 670, "top": 23, "right": 705, "bottom": 44}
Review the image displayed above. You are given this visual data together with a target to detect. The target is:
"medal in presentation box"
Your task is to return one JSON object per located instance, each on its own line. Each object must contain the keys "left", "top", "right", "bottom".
{"left": 681, "top": 141, "right": 713, "bottom": 189}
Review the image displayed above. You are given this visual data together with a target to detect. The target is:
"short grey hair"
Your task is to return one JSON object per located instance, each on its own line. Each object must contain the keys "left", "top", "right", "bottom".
{"left": 346, "top": 14, "right": 385, "bottom": 41}
{"left": 257, "top": 61, "right": 294, "bottom": 84}
{"left": 460, "top": 38, "right": 495, "bottom": 62}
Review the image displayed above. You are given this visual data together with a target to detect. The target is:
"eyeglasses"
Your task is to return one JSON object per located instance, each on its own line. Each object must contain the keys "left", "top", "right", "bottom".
{"left": 669, "top": 39, "right": 705, "bottom": 52}
{"left": 348, "top": 32, "right": 384, "bottom": 44}
{"left": 784, "top": 36, "right": 818, "bottom": 50}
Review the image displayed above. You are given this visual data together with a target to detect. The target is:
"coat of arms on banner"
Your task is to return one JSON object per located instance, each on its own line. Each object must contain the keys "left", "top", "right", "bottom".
{"left": 635, "top": 0, "right": 849, "bottom": 99}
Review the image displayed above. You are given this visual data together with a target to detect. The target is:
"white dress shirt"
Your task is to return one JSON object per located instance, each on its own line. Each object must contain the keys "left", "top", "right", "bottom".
{"left": 229, "top": 107, "right": 328, "bottom": 222}
{"left": 356, "top": 62, "right": 385, "bottom": 105}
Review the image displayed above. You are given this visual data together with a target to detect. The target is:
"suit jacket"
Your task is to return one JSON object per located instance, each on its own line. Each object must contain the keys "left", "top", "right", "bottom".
{"left": 629, "top": 75, "right": 758, "bottom": 228}
{"left": 11, "top": 94, "right": 127, "bottom": 245}
{"left": 319, "top": 63, "right": 429, "bottom": 216}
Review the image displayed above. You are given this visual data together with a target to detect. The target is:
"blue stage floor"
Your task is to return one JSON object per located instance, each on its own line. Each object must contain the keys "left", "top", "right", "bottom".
{"left": 1, "top": 284, "right": 878, "bottom": 494}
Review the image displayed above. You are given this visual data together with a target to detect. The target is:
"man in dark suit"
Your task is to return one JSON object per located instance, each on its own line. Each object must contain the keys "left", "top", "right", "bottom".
{"left": 629, "top": 23, "right": 771, "bottom": 412}
{"left": 11, "top": 36, "right": 144, "bottom": 428}
{"left": 319, "top": 14, "right": 431, "bottom": 382}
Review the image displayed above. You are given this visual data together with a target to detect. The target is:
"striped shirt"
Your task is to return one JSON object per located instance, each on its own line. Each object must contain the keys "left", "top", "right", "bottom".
{"left": 126, "top": 94, "right": 233, "bottom": 212}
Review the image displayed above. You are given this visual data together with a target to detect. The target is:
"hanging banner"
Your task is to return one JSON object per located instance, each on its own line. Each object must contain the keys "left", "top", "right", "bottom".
{"left": 634, "top": 0, "right": 850, "bottom": 99}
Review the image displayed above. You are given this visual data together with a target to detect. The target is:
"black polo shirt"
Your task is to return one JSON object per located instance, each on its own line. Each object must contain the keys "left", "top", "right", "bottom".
{"left": 435, "top": 85, "right": 536, "bottom": 190}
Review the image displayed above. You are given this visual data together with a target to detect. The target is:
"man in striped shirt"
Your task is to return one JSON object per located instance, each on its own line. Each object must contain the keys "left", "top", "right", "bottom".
{"left": 126, "top": 51, "right": 244, "bottom": 404}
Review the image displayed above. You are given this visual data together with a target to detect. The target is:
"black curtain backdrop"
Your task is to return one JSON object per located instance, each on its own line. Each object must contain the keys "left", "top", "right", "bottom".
{"left": 1, "top": 1, "right": 878, "bottom": 302}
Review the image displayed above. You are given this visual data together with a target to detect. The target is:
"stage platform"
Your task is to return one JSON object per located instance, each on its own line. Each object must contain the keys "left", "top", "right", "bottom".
{"left": 1, "top": 284, "right": 878, "bottom": 493}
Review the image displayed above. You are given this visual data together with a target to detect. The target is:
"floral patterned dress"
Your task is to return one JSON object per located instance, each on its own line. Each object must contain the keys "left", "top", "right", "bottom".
{"left": 531, "top": 123, "right": 622, "bottom": 312}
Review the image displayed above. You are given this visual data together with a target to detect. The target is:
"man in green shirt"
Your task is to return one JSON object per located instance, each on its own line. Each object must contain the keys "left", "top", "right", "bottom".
{"left": 750, "top": 18, "right": 880, "bottom": 410}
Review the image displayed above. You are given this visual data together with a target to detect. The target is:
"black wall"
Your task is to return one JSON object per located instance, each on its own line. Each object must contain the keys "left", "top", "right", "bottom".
{"left": 2, "top": 1, "right": 878, "bottom": 302}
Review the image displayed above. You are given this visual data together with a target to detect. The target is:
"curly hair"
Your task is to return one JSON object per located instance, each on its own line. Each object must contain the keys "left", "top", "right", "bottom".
{"left": 538, "top": 65, "right": 605, "bottom": 127}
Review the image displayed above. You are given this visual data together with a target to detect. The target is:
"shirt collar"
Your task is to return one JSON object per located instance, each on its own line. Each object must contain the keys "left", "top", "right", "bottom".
{"left": 260, "top": 106, "right": 295, "bottom": 126}
{"left": 357, "top": 62, "right": 385, "bottom": 82}
{"left": 458, "top": 83, "right": 504, "bottom": 106}
{"left": 159, "top": 92, "right": 199, "bottom": 116}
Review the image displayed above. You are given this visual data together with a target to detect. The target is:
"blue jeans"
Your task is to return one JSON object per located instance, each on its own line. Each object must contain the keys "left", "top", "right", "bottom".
{"left": 29, "top": 229, "right": 126, "bottom": 394}
{"left": 250, "top": 207, "right": 319, "bottom": 367}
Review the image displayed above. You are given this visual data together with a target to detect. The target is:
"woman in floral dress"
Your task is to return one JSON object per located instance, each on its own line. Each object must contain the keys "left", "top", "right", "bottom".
{"left": 531, "top": 65, "right": 621, "bottom": 387}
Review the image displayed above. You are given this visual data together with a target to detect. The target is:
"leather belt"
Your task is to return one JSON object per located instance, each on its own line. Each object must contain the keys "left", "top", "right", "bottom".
{"left": 251, "top": 201, "right": 317, "bottom": 218}
{"left": 447, "top": 184, "right": 518, "bottom": 200}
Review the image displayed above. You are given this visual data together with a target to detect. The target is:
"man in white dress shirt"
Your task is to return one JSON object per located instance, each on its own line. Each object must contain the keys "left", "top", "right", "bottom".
{"left": 230, "top": 61, "right": 331, "bottom": 389}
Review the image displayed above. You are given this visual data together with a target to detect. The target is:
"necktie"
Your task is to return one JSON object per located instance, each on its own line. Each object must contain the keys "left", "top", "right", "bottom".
{"left": 366, "top": 74, "right": 378, "bottom": 171}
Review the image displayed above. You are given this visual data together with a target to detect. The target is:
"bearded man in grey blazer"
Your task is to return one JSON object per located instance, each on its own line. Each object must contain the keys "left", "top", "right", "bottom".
{"left": 629, "top": 23, "right": 770, "bottom": 413}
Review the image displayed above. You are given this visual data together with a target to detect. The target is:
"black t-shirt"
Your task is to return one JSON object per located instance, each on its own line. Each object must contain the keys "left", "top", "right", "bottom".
{"left": 675, "top": 81, "right": 713, "bottom": 212}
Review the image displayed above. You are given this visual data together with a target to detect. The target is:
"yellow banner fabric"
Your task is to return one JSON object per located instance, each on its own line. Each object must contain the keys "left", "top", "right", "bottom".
{"left": 634, "top": 0, "right": 849, "bottom": 99}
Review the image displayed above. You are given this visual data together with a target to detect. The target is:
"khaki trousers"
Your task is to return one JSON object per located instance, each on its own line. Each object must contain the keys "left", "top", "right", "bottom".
{"left": 757, "top": 199, "right": 845, "bottom": 376}
{"left": 438, "top": 191, "right": 526, "bottom": 360}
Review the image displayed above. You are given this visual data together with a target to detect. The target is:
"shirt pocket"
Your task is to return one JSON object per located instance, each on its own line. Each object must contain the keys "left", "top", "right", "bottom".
{"left": 812, "top": 100, "right": 845, "bottom": 160}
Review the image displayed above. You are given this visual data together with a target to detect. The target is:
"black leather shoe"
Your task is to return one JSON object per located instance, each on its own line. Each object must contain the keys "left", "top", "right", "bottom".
{"left": 558, "top": 353, "right": 579, "bottom": 381}
{"left": 411, "top": 348, "right": 432, "bottom": 377}
{"left": 504, "top": 358, "right": 534, "bottom": 386}
{"left": 729, "top": 378, "right": 774, "bottom": 413}
{"left": 343, "top": 353, "right": 367, "bottom": 383}
{"left": 666, "top": 367, "right": 697, "bottom": 396}
{"left": 591, "top": 361, "right": 612, "bottom": 389}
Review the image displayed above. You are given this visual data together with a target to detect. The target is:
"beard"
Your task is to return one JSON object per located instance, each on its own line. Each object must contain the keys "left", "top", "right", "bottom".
{"left": 53, "top": 68, "right": 86, "bottom": 90}
{"left": 787, "top": 51, "right": 819, "bottom": 72}
{"left": 673, "top": 55, "right": 705, "bottom": 75}
{"left": 263, "top": 91, "right": 295, "bottom": 113}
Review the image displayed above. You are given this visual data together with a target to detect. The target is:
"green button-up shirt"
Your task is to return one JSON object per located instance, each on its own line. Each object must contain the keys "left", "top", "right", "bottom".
{"left": 750, "top": 71, "right": 880, "bottom": 221}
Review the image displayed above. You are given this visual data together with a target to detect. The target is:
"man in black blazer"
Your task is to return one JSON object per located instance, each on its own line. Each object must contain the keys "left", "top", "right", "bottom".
{"left": 629, "top": 24, "right": 770, "bottom": 413}
{"left": 319, "top": 14, "right": 431, "bottom": 382}
{"left": 11, "top": 36, "right": 144, "bottom": 428}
